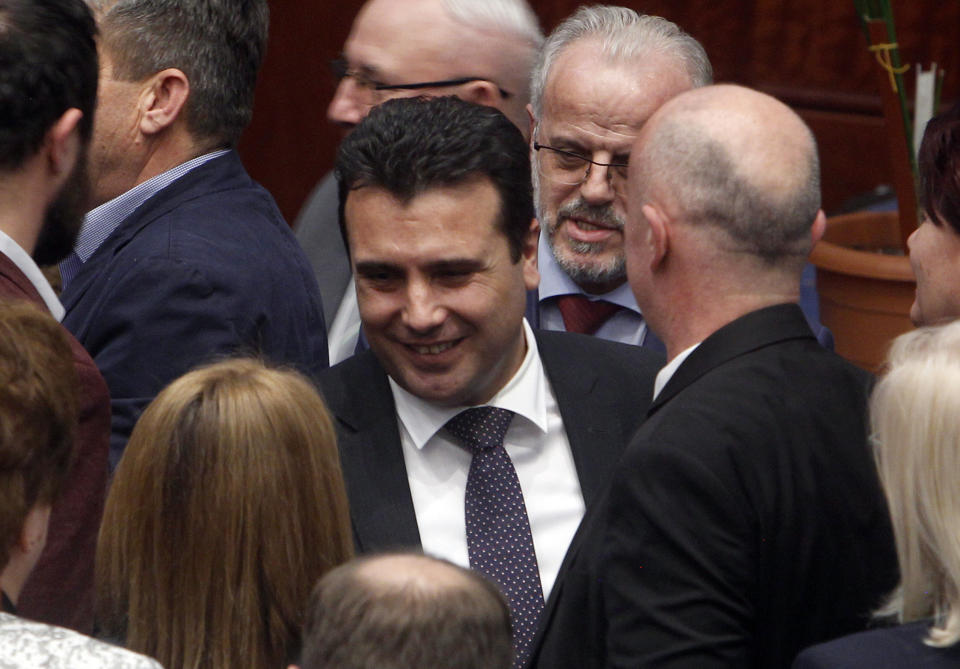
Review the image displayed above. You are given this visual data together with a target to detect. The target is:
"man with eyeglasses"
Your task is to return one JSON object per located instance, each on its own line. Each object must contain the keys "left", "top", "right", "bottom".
{"left": 527, "top": 7, "right": 710, "bottom": 350}
{"left": 528, "top": 7, "right": 830, "bottom": 349}
{"left": 296, "top": 0, "right": 544, "bottom": 362}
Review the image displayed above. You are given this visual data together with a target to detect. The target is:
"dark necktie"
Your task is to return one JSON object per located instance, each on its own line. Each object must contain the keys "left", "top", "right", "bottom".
{"left": 554, "top": 294, "right": 622, "bottom": 335}
{"left": 445, "top": 407, "right": 544, "bottom": 669}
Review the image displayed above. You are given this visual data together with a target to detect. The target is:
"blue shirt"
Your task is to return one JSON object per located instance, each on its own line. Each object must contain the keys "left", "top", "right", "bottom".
{"left": 61, "top": 150, "right": 229, "bottom": 284}
{"left": 536, "top": 232, "right": 650, "bottom": 347}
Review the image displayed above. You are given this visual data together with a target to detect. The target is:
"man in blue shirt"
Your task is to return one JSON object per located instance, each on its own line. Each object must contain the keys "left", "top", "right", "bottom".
{"left": 60, "top": 0, "right": 328, "bottom": 466}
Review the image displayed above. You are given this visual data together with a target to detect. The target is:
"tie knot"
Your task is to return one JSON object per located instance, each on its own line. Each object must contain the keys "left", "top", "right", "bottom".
{"left": 554, "top": 294, "right": 622, "bottom": 335}
{"left": 444, "top": 407, "right": 514, "bottom": 454}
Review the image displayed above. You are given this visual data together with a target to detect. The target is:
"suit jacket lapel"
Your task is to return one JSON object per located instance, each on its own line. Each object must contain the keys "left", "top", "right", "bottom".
{"left": 535, "top": 330, "right": 625, "bottom": 507}
{"left": 321, "top": 353, "right": 422, "bottom": 552}
{"left": 0, "top": 253, "right": 43, "bottom": 304}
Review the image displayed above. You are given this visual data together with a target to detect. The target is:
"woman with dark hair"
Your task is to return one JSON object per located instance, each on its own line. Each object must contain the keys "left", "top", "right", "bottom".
{"left": 907, "top": 101, "right": 960, "bottom": 327}
{"left": 96, "top": 358, "right": 354, "bottom": 669}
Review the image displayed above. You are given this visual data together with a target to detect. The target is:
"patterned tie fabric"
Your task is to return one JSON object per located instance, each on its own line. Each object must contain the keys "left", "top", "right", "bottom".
{"left": 445, "top": 407, "right": 544, "bottom": 669}
{"left": 554, "top": 294, "right": 622, "bottom": 335}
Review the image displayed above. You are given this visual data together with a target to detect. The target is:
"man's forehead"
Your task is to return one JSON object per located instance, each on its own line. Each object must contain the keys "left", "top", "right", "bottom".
{"left": 346, "top": 0, "right": 457, "bottom": 79}
{"left": 539, "top": 40, "right": 691, "bottom": 143}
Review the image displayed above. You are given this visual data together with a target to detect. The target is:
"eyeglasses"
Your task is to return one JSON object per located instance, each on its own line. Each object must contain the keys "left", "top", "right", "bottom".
{"left": 330, "top": 57, "right": 512, "bottom": 105}
{"left": 533, "top": 142, "right": 630, "bottom": 188}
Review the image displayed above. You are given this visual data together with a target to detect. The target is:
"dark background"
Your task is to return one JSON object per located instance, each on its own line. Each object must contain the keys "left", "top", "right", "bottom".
{"left": 237, "top": 1, "right": 958, "bottom": 222}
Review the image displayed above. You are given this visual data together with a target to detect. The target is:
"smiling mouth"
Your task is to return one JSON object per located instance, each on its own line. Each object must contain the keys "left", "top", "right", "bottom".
{"left": 406, "top": 339, "right": 462, "bottom": 355}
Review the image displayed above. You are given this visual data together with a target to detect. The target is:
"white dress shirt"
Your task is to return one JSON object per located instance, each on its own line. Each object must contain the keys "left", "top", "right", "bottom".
{"left": 0, "top": 229, "right": 64, "bottom": 320}
{"left": 653, "top": 342, "right": 701, "bottom": 400}
{"left": 389, "top": 319, "right": 585, "bottom": 600}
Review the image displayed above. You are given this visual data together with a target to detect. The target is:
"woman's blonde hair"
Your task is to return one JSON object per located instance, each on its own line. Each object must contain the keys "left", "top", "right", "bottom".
{"left": 873, "top": 320, "right": 960, "bottom": 646}
{"left": 96, "top": 358, "right": 354, "bottom": 668}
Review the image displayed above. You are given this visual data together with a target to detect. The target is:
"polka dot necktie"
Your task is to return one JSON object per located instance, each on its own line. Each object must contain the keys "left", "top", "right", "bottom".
{"left": 445, "top": 406, "right": 544, "bottom": 669}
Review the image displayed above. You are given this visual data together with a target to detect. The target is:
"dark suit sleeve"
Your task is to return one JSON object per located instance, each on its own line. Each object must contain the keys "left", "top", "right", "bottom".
{"left": 602, "top": 414, "right": 758, "bottom": 668}
{"left": 85, "top": 257, "right": 276, "bottom": 465}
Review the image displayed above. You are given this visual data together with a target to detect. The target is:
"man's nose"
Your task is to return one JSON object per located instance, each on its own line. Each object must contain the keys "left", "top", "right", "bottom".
{"left": 327, "top": 78, "right": 367, "bottom": 127}
{"left": 579, "top": 162, "right": 616, "bottom": 205}
{"left": 402, "top": 280, "right": 445, "bottom": 333}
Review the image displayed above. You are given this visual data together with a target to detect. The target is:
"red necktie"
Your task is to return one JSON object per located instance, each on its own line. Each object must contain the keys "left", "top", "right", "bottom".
{"left": 554, "top": 294, "right": 622, "bottom": 335}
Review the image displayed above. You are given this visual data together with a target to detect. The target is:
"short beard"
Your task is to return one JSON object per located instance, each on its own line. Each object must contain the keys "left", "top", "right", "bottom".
{"left": 34, "top": 153, "right": 89, "bottom": 266}
{"left": 536, "top": 180, "right": 627, "bottom": 290}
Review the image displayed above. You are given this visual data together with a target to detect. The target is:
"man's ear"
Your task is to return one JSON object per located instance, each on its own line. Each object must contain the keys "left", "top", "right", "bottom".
{"left": 44, "top": 108, "right": 83, "bottom": 179}
{"left": 459, "top": 80, "right": 504, "bottom": 110}
{"left": 811, "top": 209, "right": 827, "bottom": 246}
{"left": 526, "top": 103, "right": 536, "bottom": 143}
{"left": 139, "top": 68, "right": 190, "bottom": 136}
{"left": 641, "top": 203, "right": 670, "bottom": 270}
{"left": 521, "top": 217, "right": 540, "bottom": 291}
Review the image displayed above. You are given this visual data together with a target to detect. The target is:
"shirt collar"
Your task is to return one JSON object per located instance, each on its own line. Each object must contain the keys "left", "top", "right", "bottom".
{"left": 0, "top": 229, "right": 64, "bottom": 320}
{"left": 653, "top": 341, "right": 701, "bottom": 400}
{"left": 537, "top": 231, "right": 640, "bottom": 311}
{"left": 73, "top": 149, "right": 230, "bottom": 262}
{"left": 389, "top": 318, "right": 547, "bottom": 450}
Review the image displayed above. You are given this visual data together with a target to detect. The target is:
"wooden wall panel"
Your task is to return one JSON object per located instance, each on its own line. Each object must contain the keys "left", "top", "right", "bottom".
{"left": 239, "top": 1, "right": 956, "bottom": 220}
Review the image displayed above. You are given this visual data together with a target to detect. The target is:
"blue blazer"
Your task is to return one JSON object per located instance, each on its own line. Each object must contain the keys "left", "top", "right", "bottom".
{"left": 794, "top": 621, "right": 960, "bottom": 668}
{"left": 62, "top": 151, "right": 328, "bottom": 466}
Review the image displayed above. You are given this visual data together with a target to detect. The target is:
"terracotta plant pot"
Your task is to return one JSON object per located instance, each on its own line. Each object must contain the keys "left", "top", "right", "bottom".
{"left": 810, "top": 210, "right": 915, "bottom": 371}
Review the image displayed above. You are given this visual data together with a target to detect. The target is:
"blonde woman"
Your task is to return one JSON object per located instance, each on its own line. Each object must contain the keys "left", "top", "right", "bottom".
{"left": 97, "top": 358, "right": 354, "bottom": 669}
{"left": 794, "top": 321, "right": 960, "bottom": 667}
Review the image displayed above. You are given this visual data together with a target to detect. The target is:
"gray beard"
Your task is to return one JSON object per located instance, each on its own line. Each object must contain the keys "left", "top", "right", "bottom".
{"left": 534, "top": 172, "right": 627, "bottom": 289}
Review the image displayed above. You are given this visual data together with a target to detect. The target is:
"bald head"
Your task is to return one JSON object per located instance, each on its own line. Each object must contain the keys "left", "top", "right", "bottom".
{"left": 632, "top": 84, "right": 821, "bottom": 264}
{"left": 298, "top": 553, "right": 513, "bottom": 669}
{"left": 328, "top": 0, "right": 542, "bottom": 133}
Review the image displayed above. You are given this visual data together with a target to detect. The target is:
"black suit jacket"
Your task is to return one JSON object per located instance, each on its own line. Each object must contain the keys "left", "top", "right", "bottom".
{"left": 62, "top": 151, "right": 328, "bottom": 466}
{"left": 317, "top": 329, "right": 662, "bottom": 553}
{"left": 793, "top": 621, "right": 960, "bottom": 668}
{"left": 531, "top": 304, "right": 898, "bottom": 669}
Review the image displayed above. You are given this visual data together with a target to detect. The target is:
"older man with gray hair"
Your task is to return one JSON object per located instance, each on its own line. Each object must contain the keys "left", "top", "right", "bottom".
{"left": 530, "top": 84, "right": 896, "bottom": 669}
{"left": 528, "top": 6, "right": 828, "bottom": 349}
{"left": 296, "top": 0, "right": 544, "bottom": 362}
{"left": 527, "top": 6, "right": 709, "bottom": 348}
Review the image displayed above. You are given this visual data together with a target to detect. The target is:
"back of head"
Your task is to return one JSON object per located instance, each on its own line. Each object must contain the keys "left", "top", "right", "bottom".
{"left": 91, "top": 0, "right": 268, "bottom": 147}
{"left": 871, "top": 320, "right": 960, "bottom": 647}
{"left": 529, "top": 5, "right": 712, "bottom": 119}
{"left": 336, "top": 96, "right": 533, "bottom": 261}
{"left": 0, "top": 301, "right": 77, "bottom": 569}
{"left": 919, "top": 101, "right": 960, "bottom": 236}
{"left": 0, "top": 0, "right": 98, "bottom": 171}
{"left": 299, "top": 553, "right": 513, "bottom": 669}
{"left": 97, "top": 358, "right": 354, "bottom": 669}
{"left": 633, "top": 84, "right": 821, "bottom": 268}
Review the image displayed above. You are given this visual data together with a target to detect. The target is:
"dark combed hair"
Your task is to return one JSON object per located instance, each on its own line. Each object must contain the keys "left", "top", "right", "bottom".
{"left": 95, "top": 0, "right": 268, "bottom": 147}
{"left": 0, "top": 0, "right": 98, "bottom": 171}
{"left": 919, "top": 101, "right": 960, "bottom": 236}
{"left": 299, "top": 553, "right": 514, "bottom": 669}
{"left": 0, "top": 301, "right": 78, "bottom": 569}
{"left": 335, "top": 96, "right": 534, "bottom": 261}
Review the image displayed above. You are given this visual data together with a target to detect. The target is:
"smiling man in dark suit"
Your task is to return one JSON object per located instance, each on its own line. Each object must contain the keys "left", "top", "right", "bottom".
{"left": 530, "top": 84, "right": 898, "bottom": 669}
{"left": 317, "top": 96, "right": 661, "bottom": 669}
{"left": 59, "top": 0, "right": 328, "bottom": 467}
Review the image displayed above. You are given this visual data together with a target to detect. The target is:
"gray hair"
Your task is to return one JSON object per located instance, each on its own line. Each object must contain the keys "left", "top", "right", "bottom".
{"left": 444, "top": 0, "right": 542, "bottom": 49}
{"left": 634, "top": 114, "right": 821, "bottom": 263}
{"left": 90, "top": 0, "right": 269, "bottom": 147}
{"left": 530, "top": 5, "right": 712, "bottom": 118}
{"left": 443, "top": 0, "right": 543, "bottom": 111}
